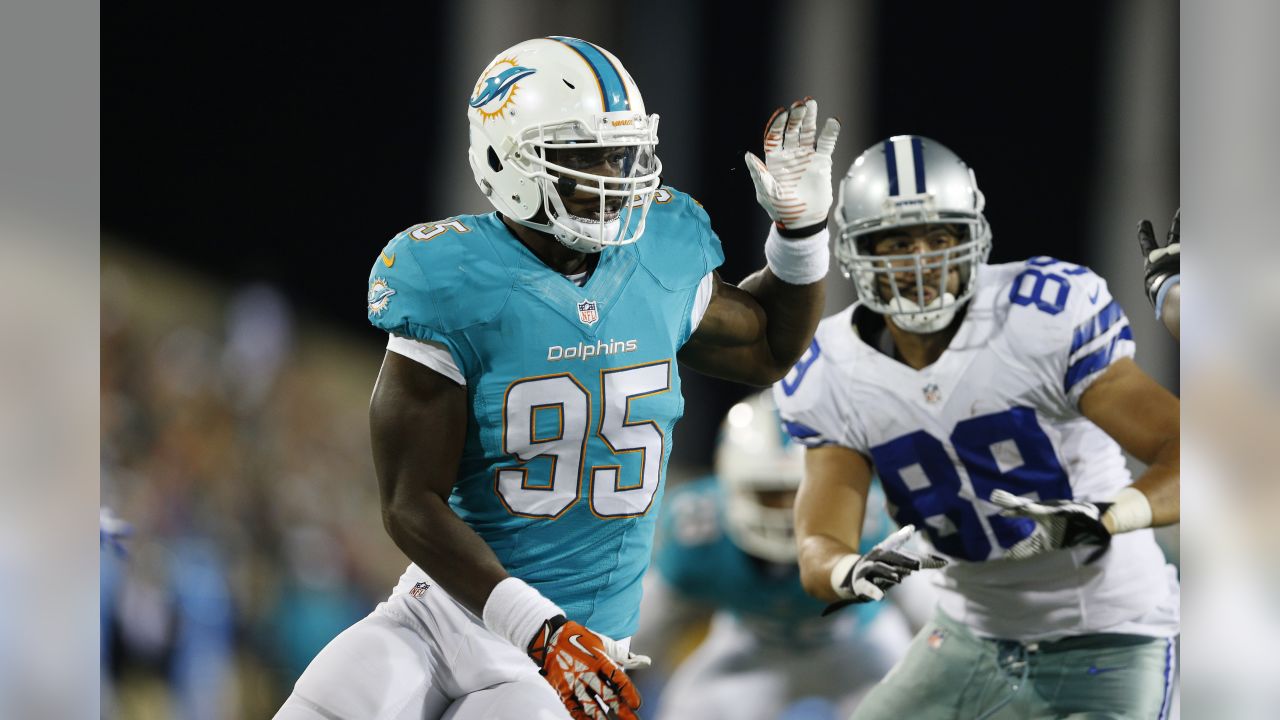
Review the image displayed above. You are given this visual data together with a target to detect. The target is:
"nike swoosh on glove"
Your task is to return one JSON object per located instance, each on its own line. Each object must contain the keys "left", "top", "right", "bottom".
{"left": 823, "top": 524, "right": 948, "bottom": 616}
{"left": 989, "top": 489, "right": 1113, "bottom": 564}
{"left": 527, "top": 615, "right": 645, "bottom": 720}
{"left": 745, "top": 97, "right": 841, "bottom": 235}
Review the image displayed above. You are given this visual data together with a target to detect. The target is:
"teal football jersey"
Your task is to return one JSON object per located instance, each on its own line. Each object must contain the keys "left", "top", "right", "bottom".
{"left": 654, "top": 476, "right": 895, "bottom": 638}
{"left": 367, "top": 187, "right": 723, "bottom": 638}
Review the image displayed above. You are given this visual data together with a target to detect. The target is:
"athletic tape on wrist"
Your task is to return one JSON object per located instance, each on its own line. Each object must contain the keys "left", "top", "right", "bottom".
{"left": 1154, "top": 274, "right": 1179, "bottom": 321}
{"left": 830, "top": 553, "right": 860, "bottom": 599}
{"left": 1102, "top": 487, "right": 1154, "bottom": 534}
{"left": 482, "top": 577, "right": 565, "bottom": 650}
{"left": 765, "top": 225, "right": 830, "bottom": 285}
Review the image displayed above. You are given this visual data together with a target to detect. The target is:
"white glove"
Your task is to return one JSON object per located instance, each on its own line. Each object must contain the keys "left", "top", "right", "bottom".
{"left": 823, "top": 525, "right": 947, "bottom": 615}
{"left": 988, "top": 489, "right": 1113, "bottom": 564}
{"left": 745, "top": 97, "right": 841, "bottom": 233}
{"left": 599, "top": 633, "right": 651, "bottom": 671}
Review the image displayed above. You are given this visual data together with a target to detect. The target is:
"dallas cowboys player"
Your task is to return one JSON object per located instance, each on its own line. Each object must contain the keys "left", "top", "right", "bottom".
{"left": 275, "top": 37, "right": 841, "bottom": 720}
{"left": 633, "top": 391, "right": 927, "bottom": 720}
{"left": 777, "top": 137, "right": 1180, "bottom": 719}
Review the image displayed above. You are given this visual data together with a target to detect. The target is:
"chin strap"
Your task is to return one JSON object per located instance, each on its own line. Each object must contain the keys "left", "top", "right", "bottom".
{"left": 886, "top": 294, "right": 958, "bottom": 334}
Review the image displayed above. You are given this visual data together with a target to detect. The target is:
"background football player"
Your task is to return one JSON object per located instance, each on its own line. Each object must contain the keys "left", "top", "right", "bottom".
{"left": 632, "top": 391, "right": 933, "bottom": 720}
{"left": 777, "top": 137, "right": 1180, "bottom": 719}
{"left": 275, "top": 37, "right": 841, "bottom": 720}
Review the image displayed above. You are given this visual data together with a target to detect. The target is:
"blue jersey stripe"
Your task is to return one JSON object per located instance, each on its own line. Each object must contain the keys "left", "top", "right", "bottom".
{"left": 1064, "top": 325, "right": 1132, "bottom": 393}
{"left": 910, "top": 136, "right": 927, "bottom": 193}
{"left": 883, "top": 139, "right": 900, "bottom": 196}
{"left": 549, "top": 36, "right": 630, "bottom": 112}
{"left": 783, "top": 420, "right": 821, "bottom": 439}
{"left": 1070, "top": 299, "right": 1126, "bottom": 355}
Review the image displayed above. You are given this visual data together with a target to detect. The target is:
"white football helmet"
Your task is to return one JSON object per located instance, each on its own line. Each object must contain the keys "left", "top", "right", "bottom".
{"left": 833, "top": 136, "right": 992, "bottom": 333}
{"left": 467, "top": 37, "right": 663, "bottom": 254}
{"left": 715, "top": 391, "right": 805, "bottom": 563}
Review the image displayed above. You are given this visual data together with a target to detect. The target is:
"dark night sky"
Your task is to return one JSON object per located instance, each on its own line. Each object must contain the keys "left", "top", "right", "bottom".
{"left": 104, "top": 2, "right": 1112, "bottom": 337}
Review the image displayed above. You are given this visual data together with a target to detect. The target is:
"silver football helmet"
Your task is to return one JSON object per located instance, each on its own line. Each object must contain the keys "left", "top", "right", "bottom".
{"left": 715, "top": 391, "right": 805, "bottom": 563}
{"left": 833, "top": 136, "right": 992, "bottom": 333}
{"left": 467, "top": 37, "right": 662, "bottom": 254}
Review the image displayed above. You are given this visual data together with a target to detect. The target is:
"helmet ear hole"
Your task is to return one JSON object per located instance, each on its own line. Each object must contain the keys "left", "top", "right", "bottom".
{"left": 486, "top": 146, "right": 503, "bottom": 173}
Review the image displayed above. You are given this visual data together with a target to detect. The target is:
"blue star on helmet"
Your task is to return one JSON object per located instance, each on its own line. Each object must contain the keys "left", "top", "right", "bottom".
{"left": 469, "top": 65, "right": 537, "bottom": 109}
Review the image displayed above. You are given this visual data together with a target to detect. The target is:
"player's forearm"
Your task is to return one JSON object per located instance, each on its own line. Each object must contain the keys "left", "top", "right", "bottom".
{"left": 1100, "top": 435, "right": 1177, "bottom": 530}
{"left": 382, "top": 493, "right": 510, "bottom": 615}
{"left": 737, "top": 266, "right": 825, "bottom": 379}
{"left": 797, "top": 533, "right": 857, "bottom": 603}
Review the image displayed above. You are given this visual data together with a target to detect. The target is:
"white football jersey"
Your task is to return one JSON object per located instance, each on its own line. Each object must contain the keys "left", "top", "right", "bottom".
{"left": 775, "top": 258, "right": 1179, "bottom": 641}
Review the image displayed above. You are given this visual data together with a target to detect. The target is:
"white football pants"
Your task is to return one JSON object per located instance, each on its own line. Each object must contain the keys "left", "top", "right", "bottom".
{"left": 274, "top": 570, "right": 569, "bottom": 720}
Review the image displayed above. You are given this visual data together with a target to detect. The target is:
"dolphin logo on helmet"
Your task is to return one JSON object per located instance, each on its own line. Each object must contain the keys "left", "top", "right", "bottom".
{"left": 469, "top": 65, "right": 537, "bottom": 110}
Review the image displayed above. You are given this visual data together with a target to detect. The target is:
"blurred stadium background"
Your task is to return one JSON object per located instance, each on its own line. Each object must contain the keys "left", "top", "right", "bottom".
{"left": 100, "top": 1, "right": 1179, "bottom": 717}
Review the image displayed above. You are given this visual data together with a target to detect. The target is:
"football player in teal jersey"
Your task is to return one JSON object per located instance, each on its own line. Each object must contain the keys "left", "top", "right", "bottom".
{"left": 275, "top": 36, "right": 841, "bottom": 720}
{"left": 632, "top": 392, "right": 929, "bottom": 720}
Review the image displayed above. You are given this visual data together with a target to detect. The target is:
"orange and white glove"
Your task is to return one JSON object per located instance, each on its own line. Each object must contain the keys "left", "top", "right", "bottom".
{"left": 745, "top": 97, "right": 841, "bottom": 234}
{"left": 527, "top": 615, "right": 648, "bottom": 720}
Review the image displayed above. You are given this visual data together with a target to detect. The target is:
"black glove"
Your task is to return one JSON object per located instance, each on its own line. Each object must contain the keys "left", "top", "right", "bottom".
{"left": 822, "top": 525, "right": 947, "bottom": 616}
{"left": 989, "top": 490, "right": 1113, "bottom": 564}
{"left": 1137, "top": 209, "right": 1180, "bottom": 314}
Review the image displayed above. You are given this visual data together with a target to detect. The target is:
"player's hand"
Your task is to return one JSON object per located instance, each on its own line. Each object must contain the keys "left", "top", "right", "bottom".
{"left": 745, "top": 97, "right": 841, "bottom": 235}
{"left": 527, "top": 615, "right": 645, "bottom": 720}
{"left": 1137, "top": 209, "right": 1179, "bottom": 312}
{"left": 989, "top": 490, "right": 1113, "bottom": 564}
{"left": 822, "top": 525, "right": 947, "bottom": 616}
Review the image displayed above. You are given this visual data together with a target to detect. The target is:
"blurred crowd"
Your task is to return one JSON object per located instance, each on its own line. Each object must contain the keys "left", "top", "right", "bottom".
{"left": 100, "top": 245, "right": 408, "bottom": 719}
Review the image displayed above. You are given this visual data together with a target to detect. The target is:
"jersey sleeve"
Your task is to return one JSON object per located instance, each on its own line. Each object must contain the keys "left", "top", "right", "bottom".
{"left": 636, "top": 187, "right": 726, "bottom": 346}
{"left": 771, "top": 336, "right": 867, "bottom": 452}
{"left": 367, "top": 228, "right": 472, "bottom": 380}
{"left": 1007, "top": 258, "right": 1135, "bottom": 410}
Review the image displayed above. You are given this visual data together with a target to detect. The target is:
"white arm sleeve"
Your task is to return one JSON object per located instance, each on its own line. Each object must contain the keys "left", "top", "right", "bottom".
{"left": 689, "top": 271, "right": 715, "bottom": 333}
{"left": 386, "top": 334, "right": 465, "bottom": 386}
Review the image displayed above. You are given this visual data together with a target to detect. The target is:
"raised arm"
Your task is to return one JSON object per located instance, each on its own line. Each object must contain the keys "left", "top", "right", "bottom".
{"left": 678, "top": 269, "right": 824, "bottom": 386}
{"left": 1137, "top": 210, "right": 1180, "bottom": 341}
{"left": 679, "top": 98, "right": 838, "bottom": 386}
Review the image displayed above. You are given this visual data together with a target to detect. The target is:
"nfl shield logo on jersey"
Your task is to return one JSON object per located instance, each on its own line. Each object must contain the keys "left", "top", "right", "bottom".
{"left": 410, "top": 581, "right": 429, "bottom": 599}
{"left": 923, "top": 383, "right": 942, "bottom": 404}
{"left": 577, "top": 299, "right": 600, "bottom": 326}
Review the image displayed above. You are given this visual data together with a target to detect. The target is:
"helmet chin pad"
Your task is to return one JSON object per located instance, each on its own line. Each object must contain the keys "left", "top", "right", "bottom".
{"left": 886, "top": 294, "right": 959, "bottom": 333}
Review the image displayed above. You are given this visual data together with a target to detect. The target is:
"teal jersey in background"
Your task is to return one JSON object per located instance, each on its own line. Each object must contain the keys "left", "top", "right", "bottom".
{"left": 367, "top": 187, "right": 723, "bottom": 638}
{"left": 654, "top": 476, "right": 896, "bottom": 642}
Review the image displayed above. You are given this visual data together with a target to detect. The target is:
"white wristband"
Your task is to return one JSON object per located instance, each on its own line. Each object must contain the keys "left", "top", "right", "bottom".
{"left": 482, "top": 577, "right": 565, "bottom": 650}
{"left": 765, "top": 225, "right": 830, "bottom": 285}
{"left": 1102, "top": 487, "right": 1153, "bottom": 534}
{"left": 830, "top": 553, "right": 860, "bottom": 599}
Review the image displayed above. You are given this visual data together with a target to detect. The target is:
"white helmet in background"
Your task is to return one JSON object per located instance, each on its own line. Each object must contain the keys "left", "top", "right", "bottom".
{"left": 715, "top": 391, "right": 805, "bottom": 563}
{"left": 833, "top": 135, "right": 992, "bottom": 333}
{"left": 467, "top": 36, "right": 663, "bottom": 254}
